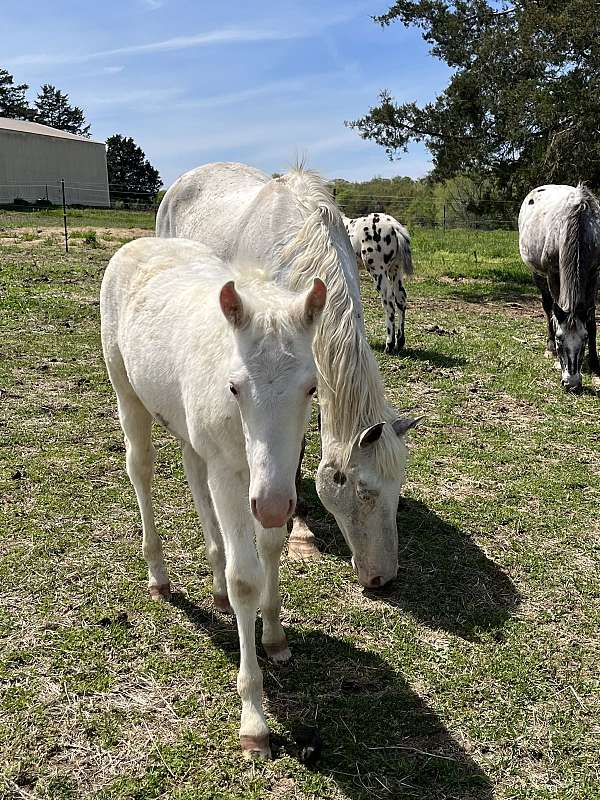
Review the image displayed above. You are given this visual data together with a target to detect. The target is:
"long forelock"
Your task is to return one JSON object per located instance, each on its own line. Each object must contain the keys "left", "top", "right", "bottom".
{"left": 277, "top": 167, "right": 407, "bottom": 479}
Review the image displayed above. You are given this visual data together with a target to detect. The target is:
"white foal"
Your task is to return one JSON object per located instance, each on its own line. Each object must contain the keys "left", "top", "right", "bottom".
{"left": 100, "top": 238, "right": 326, "bottom": 757}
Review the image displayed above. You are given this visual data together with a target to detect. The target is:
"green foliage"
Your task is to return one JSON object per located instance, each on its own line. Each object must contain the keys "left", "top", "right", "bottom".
{"left": 333, "top": 174, "right": 516, "bottom": 228}
{"left": 106, "top": 134, "right": 162, "bottom": 198}
{"left": 349, "top": 2, "right": 600, "bottom": 197}
{"left": 33, "top": 84, "right": 90, "bottom": 137}
{"left": 0, "top": 68, "right": 32, "bottom": 120}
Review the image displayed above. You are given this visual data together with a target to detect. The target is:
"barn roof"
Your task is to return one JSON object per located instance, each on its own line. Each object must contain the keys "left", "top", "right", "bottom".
{"left": 0, "top": 117, "right": 104, "bottom": 145}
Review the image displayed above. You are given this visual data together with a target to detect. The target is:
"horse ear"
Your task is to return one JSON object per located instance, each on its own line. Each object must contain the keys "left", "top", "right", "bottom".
{"left": 553, "top": 302, "right": 567, "bottom": 324}
{"left": 300, "top": 278, "right": 327, "bottom": 327}
{"left": 220, "top": 281, "right": 247, "bottom": 328}
{"left": 392, "top": 417, "right": 422, "bottom": 437}
{"left": 358, "top": 422, "right": 385, "bottom": 449}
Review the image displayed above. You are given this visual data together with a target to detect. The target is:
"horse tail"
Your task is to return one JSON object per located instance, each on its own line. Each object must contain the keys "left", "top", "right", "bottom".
{"left": 558, "top": 185, "right": 597, "bottom": 313}
{"left": 393, "top": 221, "right": 414, "bottom": 277}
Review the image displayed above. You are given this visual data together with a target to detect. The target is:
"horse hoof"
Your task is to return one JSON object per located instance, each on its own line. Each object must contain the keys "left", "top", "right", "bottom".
{"left": 240, "top": 734, "right": 271, "bottom": 759}
{"left": 592, "top": 375, "right": 600, "bottom": 388}
{"left": 264, "top": 639, "right": 292, "bottom": 663}
{"left": 288, "top": 536, "right": 321, "bottom": 561}
{"left": 384, "top": 344, "right": 394, "bottom": 355}
{"left": 553, "top": 360, "right": 561, "bottom": 372}
{"left": 544, "top": 349, "right": 556, "bottom": 359}
{"left": 149, "top": 583, "right": 171, "bottom": 601}
{"left": 213, "top": 593, "right": 233, "bottom": 614}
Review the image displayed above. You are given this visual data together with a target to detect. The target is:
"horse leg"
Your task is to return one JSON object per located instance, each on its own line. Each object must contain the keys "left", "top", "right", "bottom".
{"left": 288, "top": 436, "right": 321, "bottom": 560}
{"left": 586, "top": 306, "right": 600, "bottom": 378}
{"left": 108, "top": 355, "right": 169, "bottom": 599}
{"left": 208, "top": 470, "right": 270, "bottom": 758}
{"left": 393, "top": 271, "right": 407, "bottom": 351}
{"left": 381, "top": 278, "right": 396, "bottom": 354}
{"left": 533, "top": 273, "right": 556, "bottom": 356}
{"left": 256, "top": 523, "right": 290, "bottom": 663}
{"left": 181, "top": 443, "right": 230, "bottom": 612}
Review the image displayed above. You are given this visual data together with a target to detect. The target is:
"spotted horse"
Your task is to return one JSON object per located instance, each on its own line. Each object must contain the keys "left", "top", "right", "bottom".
{"left": 343, "top": 213, "right": 413, "bottom": 353}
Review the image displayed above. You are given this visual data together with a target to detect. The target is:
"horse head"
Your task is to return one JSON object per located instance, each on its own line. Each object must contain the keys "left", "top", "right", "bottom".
{"left": 220, "top": 278, "right": 326, "bottom": 528}
{"left": 552, "top": 302, "right": 588, "bottom": 392}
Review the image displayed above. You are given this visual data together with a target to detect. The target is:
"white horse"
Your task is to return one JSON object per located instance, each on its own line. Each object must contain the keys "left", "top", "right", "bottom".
{"left": 519, "top": 184, "right": 600, "bottom": 391}
{"left": 100, "top": 237, "right": 326, "bottom": 757}
{"left": 157, "top": 163, "right": 419, "bottom": 588}
{"left": 343, "top": 213, "right": 413, "bottom": 353}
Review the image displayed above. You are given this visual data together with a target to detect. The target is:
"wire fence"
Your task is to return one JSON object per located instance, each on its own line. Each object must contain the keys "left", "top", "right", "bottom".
{"left": 0, "top": 179, "right": 520, "bottom": 254}
{"left": 0, "top": 179, "right": 158, "bottom": 211}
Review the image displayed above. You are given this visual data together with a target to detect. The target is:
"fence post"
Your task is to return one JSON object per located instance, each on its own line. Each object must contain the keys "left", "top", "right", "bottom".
{"left": 61, "top": 179, "right": 68, "bottom": 253}
{"left": 443, "top": 203, "right": 446, "bottom": 233}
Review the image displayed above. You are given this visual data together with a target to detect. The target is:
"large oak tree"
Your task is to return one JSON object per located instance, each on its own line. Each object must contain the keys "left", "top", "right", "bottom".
{"left": 348, "top": 2, "right": 600, "bottom": 198}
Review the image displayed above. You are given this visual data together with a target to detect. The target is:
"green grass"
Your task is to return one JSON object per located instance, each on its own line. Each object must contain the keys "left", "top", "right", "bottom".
{"left": 1, "top": 225, "right": 599, "bottom": 799}
{"left": 0, "top": 206, "right": 155, "bottom": 231}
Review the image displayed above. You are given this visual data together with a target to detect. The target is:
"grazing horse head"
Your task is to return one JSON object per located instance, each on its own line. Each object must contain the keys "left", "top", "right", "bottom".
{"left": 220, "top": 277, "right": 327, "bottom": 528}
{"left": 552, "top": 303, "right": 588, "bottom": 392}
{"left": 316, "top": 417, "right": 420, "bottom": 588}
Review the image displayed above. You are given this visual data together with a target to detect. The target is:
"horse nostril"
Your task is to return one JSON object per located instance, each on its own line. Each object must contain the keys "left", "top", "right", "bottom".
{"left": 287, "top": 498, "right": 295, "bottom": 517}
{"left": 251, "top": 498, "right": 258, "bottom": 519}
{"left": 369, "top": 576, "right": 382, "bottom": 588}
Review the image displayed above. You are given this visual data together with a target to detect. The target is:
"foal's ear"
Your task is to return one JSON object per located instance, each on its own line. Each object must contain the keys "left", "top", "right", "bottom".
{"left": 300, "top": 278, "right": 327, "bottom": 327}
{"left": 552, "top": 302, "right": 567, "bottom": 325}
{"left": 220, "top": 281, "right": 248, "bottom": 328}
{"left": 392, "top": 417, "right": 422, "bottom": 437}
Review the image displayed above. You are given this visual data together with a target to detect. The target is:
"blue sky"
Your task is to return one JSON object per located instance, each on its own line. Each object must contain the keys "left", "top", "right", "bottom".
{"left": 3, "top": 1, "right": 450, "bottom": 188}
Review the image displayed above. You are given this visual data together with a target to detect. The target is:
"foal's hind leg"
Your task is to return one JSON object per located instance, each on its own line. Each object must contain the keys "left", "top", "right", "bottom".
{"left": 110, "top": 366, "right": 169, "bottom": 599}
{"left": 182, "top": 443, "right": 230, "bottom": 612}
{"left": 533, "top": 273, "right": 556, "bottom": 357}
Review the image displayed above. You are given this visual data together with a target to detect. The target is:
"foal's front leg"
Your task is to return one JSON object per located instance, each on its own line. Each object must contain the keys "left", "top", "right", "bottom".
{"left": 208, "top": 470, "right": 270, "bottom": 758}
{"left": 256, "top": 524, "right": 290, "bottom": 662}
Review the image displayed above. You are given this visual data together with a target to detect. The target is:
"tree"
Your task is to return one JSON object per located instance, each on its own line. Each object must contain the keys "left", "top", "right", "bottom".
{"left": 0, "top": 68, "right": 32, "bottom": 120}
{"left": 34, "top": 84, "right": 90, "bottom": 137}
{"left": 106, "top": 134, "right": 162, "bottom": 197}
{"left": 348, "top": 2, "right": 600, "bottom": 198}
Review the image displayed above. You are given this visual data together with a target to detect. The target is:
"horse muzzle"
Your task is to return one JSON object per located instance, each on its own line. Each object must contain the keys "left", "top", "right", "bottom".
{"left": 251, "top": 494, "right": 296, "bottom": 529}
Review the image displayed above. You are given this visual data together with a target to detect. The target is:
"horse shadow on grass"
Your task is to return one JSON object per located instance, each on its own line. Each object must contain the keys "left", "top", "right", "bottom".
{"left": 299, "top": 481, "right": 521, "bottom": 641}
{"left": 170, "top": 592, "right": 493, "bottom": 800}
{"left": 372, "top": 342, "right": 468, "bottom": 368}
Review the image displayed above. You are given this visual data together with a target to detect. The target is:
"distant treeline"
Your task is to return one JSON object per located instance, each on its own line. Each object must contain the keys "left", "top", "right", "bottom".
{"left": 331, "top": 175, "right": 520, "bottom": 230}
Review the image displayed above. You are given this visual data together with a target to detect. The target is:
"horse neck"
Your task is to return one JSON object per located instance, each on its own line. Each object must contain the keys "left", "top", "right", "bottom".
{"left": 284, "top": 208, "right": 392, "bottom": 450}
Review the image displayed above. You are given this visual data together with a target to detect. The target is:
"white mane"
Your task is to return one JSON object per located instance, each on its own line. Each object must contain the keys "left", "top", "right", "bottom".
{"left": 279, "top": 167, "right": 405, "bottom": 476}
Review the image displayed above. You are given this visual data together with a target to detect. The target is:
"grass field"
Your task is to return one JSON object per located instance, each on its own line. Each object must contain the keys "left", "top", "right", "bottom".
{"left": 1, "top": 216, "right": 599, "bottom": 800}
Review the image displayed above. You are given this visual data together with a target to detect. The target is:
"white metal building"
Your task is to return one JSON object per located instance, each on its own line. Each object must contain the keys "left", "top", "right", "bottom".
{"left": 0, "top": 117, "right": 110, "bottom": 207}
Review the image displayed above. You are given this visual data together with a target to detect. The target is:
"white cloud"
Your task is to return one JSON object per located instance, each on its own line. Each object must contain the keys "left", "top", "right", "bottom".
{"left": 7, "top": 27, "right": 303, "bottom": 68}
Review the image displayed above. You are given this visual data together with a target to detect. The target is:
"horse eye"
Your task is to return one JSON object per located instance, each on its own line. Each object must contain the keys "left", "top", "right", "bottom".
{"left": 308, "top": 386, "right": 317, "bottom": 396}
{"left": 333, "top": 470, "right": 346, "bottom": 486}
{"left": 229, "top": 385, "right": 238, "bottom": 396}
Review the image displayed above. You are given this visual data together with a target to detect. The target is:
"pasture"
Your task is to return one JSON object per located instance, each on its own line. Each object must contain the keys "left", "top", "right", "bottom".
{"left": 1, "top": 215, "right": 598, "bottom": 799}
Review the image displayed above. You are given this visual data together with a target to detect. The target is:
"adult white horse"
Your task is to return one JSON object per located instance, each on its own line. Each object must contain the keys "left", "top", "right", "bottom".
{"left": 343, "top": 212, "right": 413, "bottom": 353}
{"left": 101, "top": 237, "right": 326, "bottom": 757}
{"left": 157, "top": 163, "right": 418, "bottom": 588}
{"left": 519, "top": 184, "right": 600, "bottom": 391}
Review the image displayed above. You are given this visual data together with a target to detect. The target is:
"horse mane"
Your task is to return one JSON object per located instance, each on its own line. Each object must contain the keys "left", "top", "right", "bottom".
{"left": 558, "top": 184, "right": 600, "bottom": 321}
{"left": 278, "top": 166, "right": 405, "bottom": 477}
